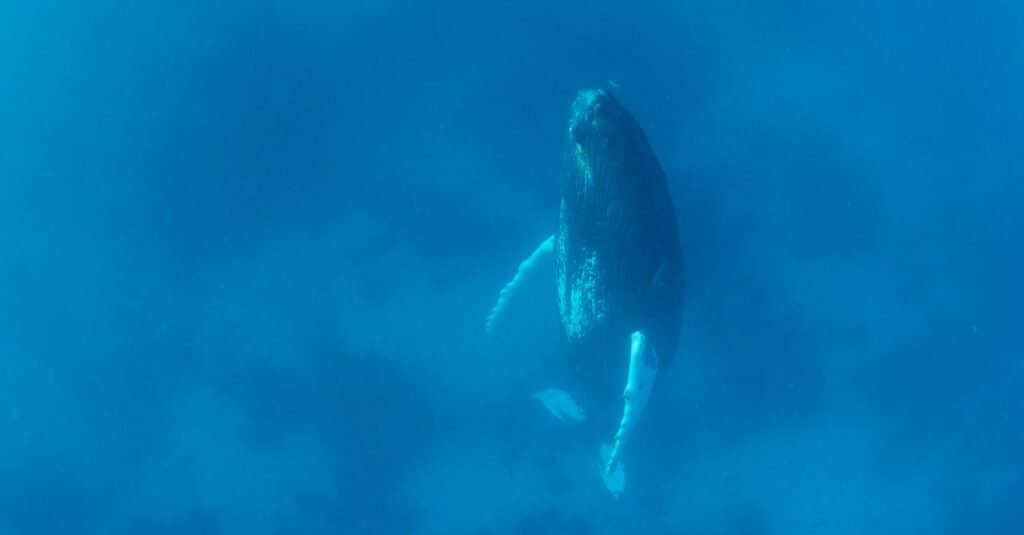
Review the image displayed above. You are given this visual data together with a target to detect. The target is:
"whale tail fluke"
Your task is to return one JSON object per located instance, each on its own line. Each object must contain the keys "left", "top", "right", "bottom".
{"left": 485, "top": 235, "right": 555, "bottom": 334}
{"left": 531, "top": 388, "right": 585, "bottom": 422}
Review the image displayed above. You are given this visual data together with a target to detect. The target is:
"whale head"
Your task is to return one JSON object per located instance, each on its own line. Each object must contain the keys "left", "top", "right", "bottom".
{"left": 568, "top": 89, "right": 630, "bottom": 156}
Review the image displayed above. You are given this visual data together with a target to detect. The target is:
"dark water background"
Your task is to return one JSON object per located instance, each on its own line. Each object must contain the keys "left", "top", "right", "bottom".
{"left": 2, "top": 1, "right": 1022, "bottom": 534}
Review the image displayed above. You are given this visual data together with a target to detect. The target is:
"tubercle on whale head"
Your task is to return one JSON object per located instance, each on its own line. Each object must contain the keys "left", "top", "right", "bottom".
{"left": 568, "top": 88, "right": 625, "bottom": 147}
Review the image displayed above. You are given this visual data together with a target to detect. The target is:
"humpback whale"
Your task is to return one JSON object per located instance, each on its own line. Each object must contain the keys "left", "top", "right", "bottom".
{"left": 487, "top": 88, "right": 684, "bottom": 498}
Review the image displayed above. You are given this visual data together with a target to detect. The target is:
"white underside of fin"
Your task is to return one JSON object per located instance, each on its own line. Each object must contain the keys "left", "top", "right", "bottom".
{"left": 485, "top": 235, "right": 555, "bottom": 334}
{"left": 603, "top": 331, "right": 658, "bottom": 487}
{"left": 531, "top": 388, "right": 585, "bottom": 422}
{"left": 599, "top": 443, "right": 625, "bottom": 499}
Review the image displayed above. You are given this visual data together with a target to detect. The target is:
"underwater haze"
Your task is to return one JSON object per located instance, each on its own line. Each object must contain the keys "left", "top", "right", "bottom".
{"left": 2, "top": 1, "right": 1022, "bottom": 534}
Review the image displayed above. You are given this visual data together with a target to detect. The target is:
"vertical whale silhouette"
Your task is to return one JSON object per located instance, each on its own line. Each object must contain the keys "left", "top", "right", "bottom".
{"left": 487, "top": 88, "right": 685, "bottom": 498}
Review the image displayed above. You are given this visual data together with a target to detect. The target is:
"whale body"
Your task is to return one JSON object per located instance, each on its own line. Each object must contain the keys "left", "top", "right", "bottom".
{"left": 487, "top": 88, "right": 685, "bottom": 497}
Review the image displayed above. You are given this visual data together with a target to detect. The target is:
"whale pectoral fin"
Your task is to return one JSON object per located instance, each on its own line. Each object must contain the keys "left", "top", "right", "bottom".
{"left": 602, "top": 330, "right": 659, "bottom": 492}
{"left": 599, "top": 443, "right": 625, "bottom": 499}
{"left": 485, "top": 234, "right": 555, "bottom": 334}
{"left": 531, "top": 388, "right": 585, "bottom": 423}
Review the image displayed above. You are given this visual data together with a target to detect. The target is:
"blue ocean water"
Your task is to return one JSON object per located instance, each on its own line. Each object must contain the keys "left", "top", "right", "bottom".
{"left": 1, "top": 1, "right": 1022, "bottom": 534}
